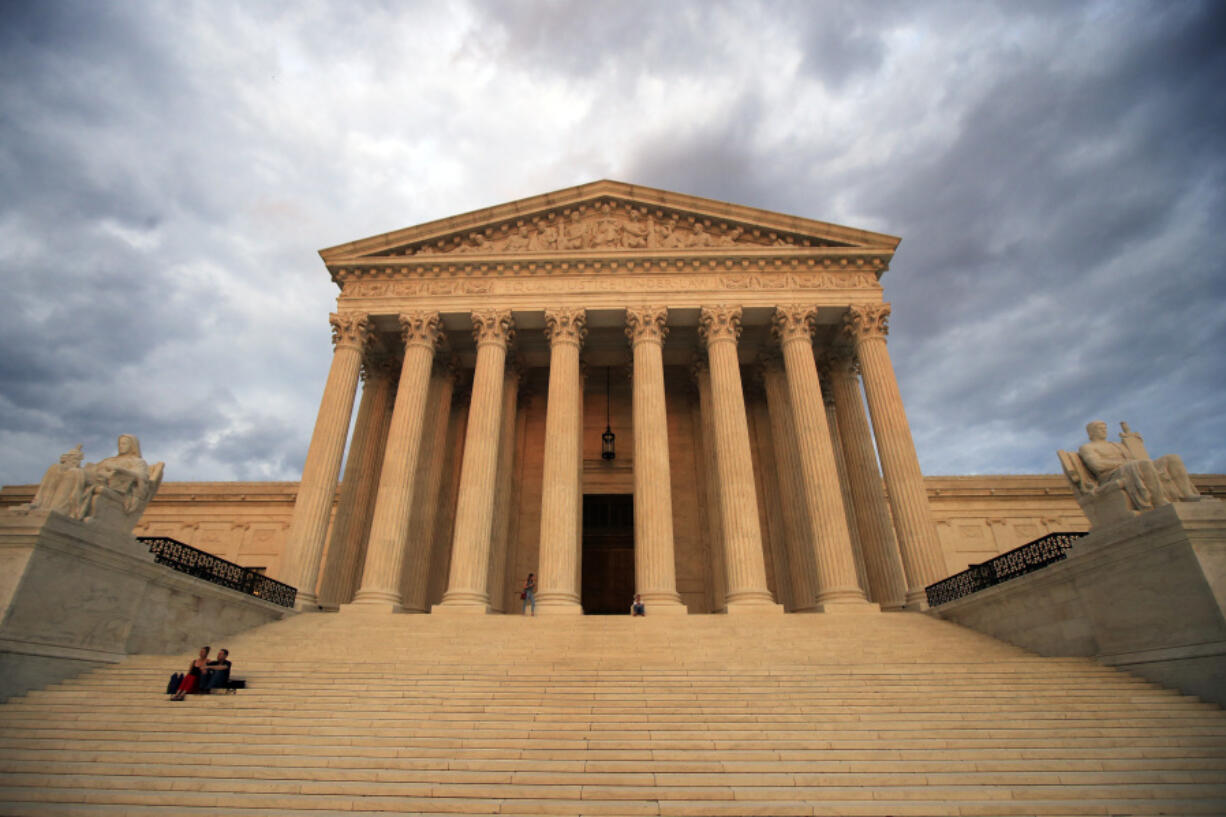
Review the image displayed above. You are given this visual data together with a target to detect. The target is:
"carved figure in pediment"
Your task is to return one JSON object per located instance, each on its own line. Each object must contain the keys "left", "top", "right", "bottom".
{"left": 504, "top": 224, "right": 532, "bottom": 252}
{"left": 689, "top": 222, "right": 713, "bottom": 248}
{"left": 623, "top": 209, "right": 650, "bottom": 248}
{"left": 593, "top": 213, "right": 622, "bottom": 248}
{"left": 530, "top": 219, "right": 559, "bottom": 251}
{"left": 562, "top": 211, "right": 589, "bottom": 250}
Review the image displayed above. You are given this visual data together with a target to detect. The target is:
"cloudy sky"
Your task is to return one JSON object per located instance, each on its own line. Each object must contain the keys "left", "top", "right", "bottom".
{"left": 2, "top": 0, "right": 1223, "bottom": 486}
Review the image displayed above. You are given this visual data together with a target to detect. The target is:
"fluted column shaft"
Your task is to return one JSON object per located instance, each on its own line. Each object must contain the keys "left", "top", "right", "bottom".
{"left": 436, "top": 311, "right": 515, "bottom": 612}
{"left": 281, "top": 311, "right": 369, "bottom": 608}
{"left": 698, "top": 306, "right": 780, "bottom": 612}
{"left": 844, "top": 303, "right": 946, "bottom": 606}
{"left": 536, "top": 308, "right": 586, "bottom": 614}
{"left": 772, "top": 307, "right": 869, "bottom": 608}
{"left": 485, "top": 360, "right": 522, "bottom": 613}
{"left": 317, "top": 359, "right": 394, "bottom": 606}
{"left": 350, "top": 313, "right": 443, "bottom": 610}
{"left": 825, "top": 351, "right": 907, "bottom": 609}
{"left": 759, "top": 357, "right": 820, "bottom": 611}
{"left": 822, "top": 380, "right": 870, "bottom": 593}
{"left": 692, "top": 360, "right": 728, "bottom": 612}
{"left": 399, "top": 361, "right": 457, "bottom": 612}
{"left": 627, "top": 307, "right": 686, "bottom": 612}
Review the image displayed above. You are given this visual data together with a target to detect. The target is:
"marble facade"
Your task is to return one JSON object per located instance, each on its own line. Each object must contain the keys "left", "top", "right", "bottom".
{"left": 275, "top": 181, "right": 951, "bottom": 613}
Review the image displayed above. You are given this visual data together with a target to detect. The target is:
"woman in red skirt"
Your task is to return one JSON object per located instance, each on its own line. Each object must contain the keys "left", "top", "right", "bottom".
{"left": 170, "top": 646, "right": 210, "bottom": 701}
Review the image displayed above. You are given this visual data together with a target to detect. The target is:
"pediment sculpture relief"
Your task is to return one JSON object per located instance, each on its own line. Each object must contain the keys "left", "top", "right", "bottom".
{"left": 9, "top": 435, "right": 164, "bottom": 535}
{"left": 1058, "top": 421, "right": 1206, "bottom": 529}
{"left": 393, "top": 200, "right": 834, "bottom": 257}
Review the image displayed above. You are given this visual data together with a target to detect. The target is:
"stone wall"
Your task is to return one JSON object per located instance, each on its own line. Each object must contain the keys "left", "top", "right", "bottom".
{"left": 931, "top": 500, "right": 1226, "bottom": 706}
{"left": 0, "top": 511, "right": 291, "bottom": 700}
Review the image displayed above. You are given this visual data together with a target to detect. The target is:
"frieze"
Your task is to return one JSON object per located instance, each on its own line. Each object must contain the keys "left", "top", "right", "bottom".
{"left": 341, "top": 271, "right": 880, "bottom": 299}
{"left": 367, "top": 198, "right": 850, "bottom": 258}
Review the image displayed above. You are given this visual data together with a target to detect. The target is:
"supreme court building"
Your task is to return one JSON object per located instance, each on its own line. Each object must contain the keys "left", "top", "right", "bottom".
{"left": 274, "top": 181, "right": 950, "bottom": 615}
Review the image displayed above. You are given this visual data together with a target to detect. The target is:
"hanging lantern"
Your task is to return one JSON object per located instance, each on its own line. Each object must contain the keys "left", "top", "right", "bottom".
{"left": 602, "top": 367, "right": 616, "bottom": 460}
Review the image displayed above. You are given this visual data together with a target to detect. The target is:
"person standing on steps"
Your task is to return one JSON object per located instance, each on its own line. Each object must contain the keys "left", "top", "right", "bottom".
{"left": 522, "top": 573, "right": 536, "bottom": 615}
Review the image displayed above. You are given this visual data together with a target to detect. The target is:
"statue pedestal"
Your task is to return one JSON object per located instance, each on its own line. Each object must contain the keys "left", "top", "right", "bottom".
{"left": 932, "top": 500, "right": 1226, "bottom": 705}
{"left": 0, "top": 511, "right": 289, "bottom": 701}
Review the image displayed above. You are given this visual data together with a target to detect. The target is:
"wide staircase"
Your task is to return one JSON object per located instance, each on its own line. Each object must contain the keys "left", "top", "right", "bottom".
{"left": 1, "top": 611, "right": 1224, "bottom": 816}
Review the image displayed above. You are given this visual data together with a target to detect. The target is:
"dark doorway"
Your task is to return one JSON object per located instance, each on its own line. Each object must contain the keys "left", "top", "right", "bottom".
{"left": 582, "top": 494, "right": 634, "bottom": 614}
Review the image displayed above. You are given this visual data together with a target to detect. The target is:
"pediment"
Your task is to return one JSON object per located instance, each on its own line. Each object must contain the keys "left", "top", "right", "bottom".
{"left": 319, "top": 180, "right": 899, "bottom": 265}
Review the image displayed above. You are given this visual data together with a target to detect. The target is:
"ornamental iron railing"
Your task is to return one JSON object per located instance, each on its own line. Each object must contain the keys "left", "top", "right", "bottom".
{"left": 138, "top": 536, "right": 297, "bottom": 608}
{"left": 925, "top": 531, "right": 1087, "bottom": 607}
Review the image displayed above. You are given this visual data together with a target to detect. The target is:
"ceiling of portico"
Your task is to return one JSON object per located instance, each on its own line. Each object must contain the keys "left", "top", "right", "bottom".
{"left": 319, "top": 180, "right": 901, "bottom": 277}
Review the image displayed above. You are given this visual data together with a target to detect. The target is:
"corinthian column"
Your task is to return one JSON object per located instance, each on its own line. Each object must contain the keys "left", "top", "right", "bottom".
{"left": 399, "top": 359, "right": 458, "bottom": 612}
{"left": 317, "top": 355, "right": 395, "bottom": 607}
{"left": 280, "top": 311, "right": 369, "bottom": 609}
{"left": 435, "top": 310, "right": 515, "bottom": 613}
{"left": 758, "top": 353, "right": 819, "bottom": 611}
{"left": 843, "top": 303, "right": 946, "bottom": 606}
{"left": 626, "top": 307, "right": 686, "bottom": 613}
{"left": 349, "top": 312, "right": 444, "bottom": 611}
{"left": 485, "top": 357, "right": 523, "bottom": 613}
{"left": 823, "top": 349, "right": 907, "bottom": 609}
{"left": 698, "top": 306, "right": 781, "bottom": 613}
{"left": 536, "top": 308, "right": 586, "bottom": 614}
{"left": 772, "top": 306, "right": 872, "bottom": 610}
{"left": 691, "top": 358, "right": 728, "bottom": 612}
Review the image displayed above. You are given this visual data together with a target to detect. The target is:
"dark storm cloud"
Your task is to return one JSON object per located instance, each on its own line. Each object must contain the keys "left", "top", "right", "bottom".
{"left": 1, "top": 0, "right": 1222, "bottom": 485}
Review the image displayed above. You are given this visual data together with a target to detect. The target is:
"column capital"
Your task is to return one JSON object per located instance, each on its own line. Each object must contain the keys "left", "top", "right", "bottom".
{"left": 698, "top": 305, "right": 743, "bottom": 347}
{"left": 544, "top": 307, "right": 587, "bottom": 348}
{"left": 771, "top": 305, "right": 817, "bottom": 345}
{"left": 398, "top": 311, "right": 444, "bottom": 351}
{"left": 472, "top": 309, "right": 516, "bottom": 348}
{"left": 329, "top": 311, "right": 371, "bottom": 352}
{"left": 843, "top": 303, "right": 891, "bottom": 342}
{"left": 625, "top": 306, "right": 669, "bottom": 346}
{"left": 819, "top": 346, "right": 861, "bottom": 378}
{"left": 361, "top": 354, "right": 399, "bottom": 384}
{"left": 688, "top": 353, "right": 709, "bottom": 383}
{"left": 818, "top": 367, "right": 836, "bottom": 408}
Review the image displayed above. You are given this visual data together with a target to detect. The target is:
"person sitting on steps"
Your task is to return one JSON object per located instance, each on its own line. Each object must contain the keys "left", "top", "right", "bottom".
{"left": 170, "top": 646, "right": 210, "bottom": 701}
{"left": 202, "top": 649, "right": 232, "bottom": 693}
{"left": 631, "top": 594, "right": 646, "bottom": 616}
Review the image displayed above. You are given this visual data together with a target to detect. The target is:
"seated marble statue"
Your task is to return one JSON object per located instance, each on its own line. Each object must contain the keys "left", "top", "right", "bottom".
{"left": 1059, "top": 421, "right": 1201, "bottom": 528}
{"left": 26, "top": 444, "right": 87, "bottom": 517}
{"left": 11, "top": 435, "right": 164, "bottom": 534}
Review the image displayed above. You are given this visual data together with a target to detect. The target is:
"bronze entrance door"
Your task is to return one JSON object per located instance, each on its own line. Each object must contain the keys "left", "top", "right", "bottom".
{"left": 581, "top": 494, "right": 634, "bottom": 614}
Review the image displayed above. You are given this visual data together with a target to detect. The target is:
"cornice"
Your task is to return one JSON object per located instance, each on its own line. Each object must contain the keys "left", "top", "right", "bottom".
{"left": 331, "top": 250, "right": 892, "bottom": 288}
{"left": 319, "top": 180, "right": 901, "bottom": 266}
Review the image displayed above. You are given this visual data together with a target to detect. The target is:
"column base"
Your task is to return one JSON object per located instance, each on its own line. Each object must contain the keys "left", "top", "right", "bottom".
{"left": 535, "top": 594, "right": 584, "bottom": 615}
{"left": 433, "top": 589, "right": 493, "bottom": 614}
{"left": 725, "top": 600, "right": 785, "bottom": 615}
{"left": 636, "top": 601, "right": 688, "bottom": 615}
{"left": 637, "top": 591, "right": 688, "bottom": 615}
{"left": 903, "top": 588, "right": 931, "bottom": 611}
{"left": 814, "top": 599, "right": 880, "bottom": 614}
{"left": 292, "top": 592, "right": 324, "bottom": 612}
{"left": 432, "top": 601, "right": 494, "bottom": 615}
{"left": 339, "top": 600, "right": 404, "bottom": 614}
